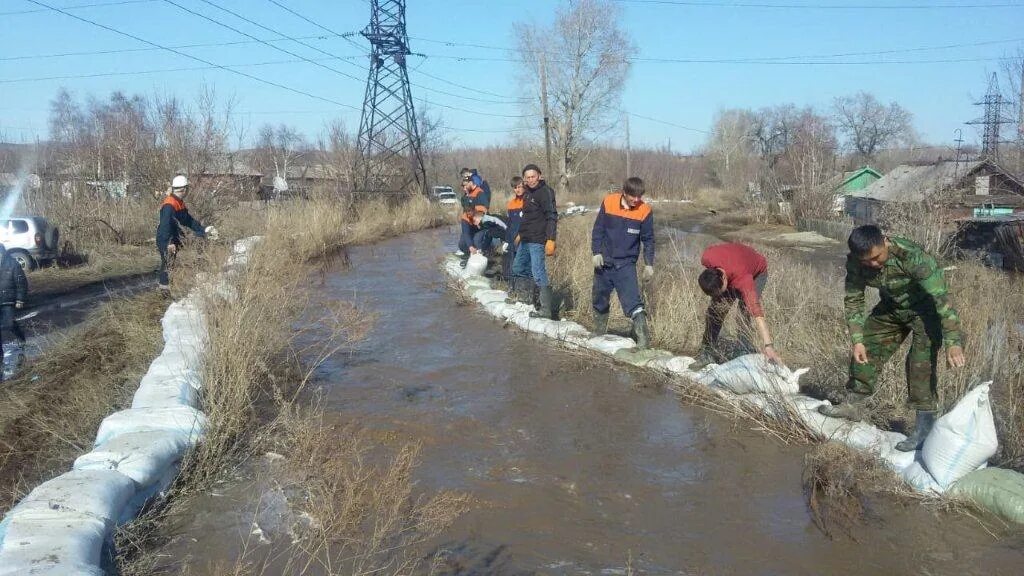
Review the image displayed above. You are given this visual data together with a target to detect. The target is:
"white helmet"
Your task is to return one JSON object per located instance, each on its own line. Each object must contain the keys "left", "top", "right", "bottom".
{"left": 171, "top": 175, "right": 189, "bottom": 189}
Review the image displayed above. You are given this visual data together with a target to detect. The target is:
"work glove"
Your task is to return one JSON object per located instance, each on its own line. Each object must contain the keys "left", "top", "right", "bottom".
{"left": 643, "top": 265, "right": 654, "bottom": 279}
{"left": 167, "top": 244, "right": 178, "bottom": 255}
{"left": 204, "top": 226, "right": 220, "bottom": 241}
{"left": 592, "top": 254, "right": 604, "bottom": 269}
{"left": 15, "top": 301, "right": 24, "bottom": 309}
{"left": 499, "top": 242, "right": 509, "bottom": 254}
{"left": 545, "top": 239, "right": 556, "bottom": 256}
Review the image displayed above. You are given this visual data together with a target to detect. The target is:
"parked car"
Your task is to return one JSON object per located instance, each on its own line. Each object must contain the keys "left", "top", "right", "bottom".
{"left": 431, "top": 186, "right": 458, "bottom": 205}
{"left": 0, "top": 216, "right": 60, "bottom": 270}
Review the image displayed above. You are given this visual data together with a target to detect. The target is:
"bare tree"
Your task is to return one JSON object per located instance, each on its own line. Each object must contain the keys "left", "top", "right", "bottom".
{"left": 513, "top": 0, "right": 636, "bottom": 194}
{"left": 706, "top": 108, "right": 757, "bottom": 192}
{"left": 318, "top": 120, "right": 358, "bottom": 193}
{"left": 255, "top": 124, "right": 307, "bottom": 192}
{"left": 832, "top": 92, "right": 914, "bottom": 159}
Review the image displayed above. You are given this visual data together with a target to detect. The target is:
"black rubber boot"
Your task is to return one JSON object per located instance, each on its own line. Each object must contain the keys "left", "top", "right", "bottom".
{"left": 817, "top": 392, "right": 870, "bottom": 421}
{"left": 632, "top": 311, "right": 651, "bottom": 350}
{"left": 530, "top": 286, "right": 553, "bottom": 319}
{"left": 895, "top": 410, "right": 937, "bottom": 452}
{"left": 593, "top": 311, "right": 609, "bottom": 335}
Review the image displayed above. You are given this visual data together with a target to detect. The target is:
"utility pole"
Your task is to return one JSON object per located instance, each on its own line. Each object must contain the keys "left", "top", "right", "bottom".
{"left": 540, "top": 53, "right": 553, "bottom": 178}
{"left": 967, "top": 73, "right": 1013, "bottom": 161}
{"left": 356, "top": 0, "right": 426, "bottom": 195}
{"left": 624, "top": 112, "right": 631, "bottom": 178}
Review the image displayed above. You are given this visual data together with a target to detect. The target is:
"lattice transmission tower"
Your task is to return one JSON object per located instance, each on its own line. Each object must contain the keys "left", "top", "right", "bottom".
{"left": 356, "top": 0, "right": 426, "bottom": 194}
{"left": 967, "top": 73, "right": 1014, "bottom": 161}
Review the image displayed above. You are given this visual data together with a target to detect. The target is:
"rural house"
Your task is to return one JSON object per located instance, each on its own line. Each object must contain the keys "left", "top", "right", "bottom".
{"left": 845, "top": 159, "right": 1024, "bottom": 225}
{"left": 199, "top": 155, "right": 263, "bottom": 201}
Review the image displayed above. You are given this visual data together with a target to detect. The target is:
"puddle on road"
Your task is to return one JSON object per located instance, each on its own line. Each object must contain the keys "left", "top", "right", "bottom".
{"left": 159, "top": 228, "right": 1024, "bottom": 575}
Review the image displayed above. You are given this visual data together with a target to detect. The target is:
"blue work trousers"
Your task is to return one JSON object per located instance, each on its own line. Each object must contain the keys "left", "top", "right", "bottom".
{"left": 458, "top": 221, "right": 478, "bottom": 254}
{"left": 511, "top": 242, "right": 549, "bottom": 288}
{"left": 593, "top": 264, "right": 643, "bottom": 317}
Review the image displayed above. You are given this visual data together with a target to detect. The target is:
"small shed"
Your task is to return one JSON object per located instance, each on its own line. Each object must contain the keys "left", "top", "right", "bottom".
{"left": 951, "top": 214, "right": 1024, "bottom": 271}
{"left": 836, "top": 166, "right": 882, "bottom": 194}
{"left": 200, "top": 155, "right": 263, "bottom": 200}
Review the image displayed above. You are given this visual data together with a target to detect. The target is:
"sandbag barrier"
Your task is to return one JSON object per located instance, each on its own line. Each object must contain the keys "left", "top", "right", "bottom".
{"left": 443, "top": 255, "right": 1024, "bottom": 524}
{"left": 0, "top": 237, "right": 262, "bottom": 575}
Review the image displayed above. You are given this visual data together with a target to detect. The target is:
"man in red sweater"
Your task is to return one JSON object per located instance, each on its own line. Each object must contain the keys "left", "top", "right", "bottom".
{"left": 696, "top": 243, "right": 783, "bottom": 366}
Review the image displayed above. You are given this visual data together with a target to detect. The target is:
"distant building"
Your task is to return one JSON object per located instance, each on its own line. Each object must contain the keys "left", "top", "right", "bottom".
{"left": 845, "top": 160, "right": 1024, "bottom": 225}
{"left": 199, "top": 155, "right": 263, "bottom": 200}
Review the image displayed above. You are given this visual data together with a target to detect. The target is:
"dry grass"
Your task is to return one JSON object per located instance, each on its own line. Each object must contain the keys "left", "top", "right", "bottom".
{"left": 802, "top": 442, "right": 914, "bottom": 540}
{"left": 0, "top": 290, "right": 167, "bottom": 514}
{"left": 550, "top": 214, "right": 1024, "bottom": 467}
{"left": 115, "top": 194, "right": 456, "bottom": 574}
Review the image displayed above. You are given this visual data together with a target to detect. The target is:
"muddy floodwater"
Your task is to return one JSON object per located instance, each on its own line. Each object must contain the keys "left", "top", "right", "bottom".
{"left": 161, "top": 228, "right": 1024, "bottom": 575}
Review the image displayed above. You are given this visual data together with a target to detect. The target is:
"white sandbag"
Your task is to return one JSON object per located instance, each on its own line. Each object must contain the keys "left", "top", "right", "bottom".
{"left": 463, "top": 253, "right": 488, "bottom": 277}
{"left": 922, "top": 382, "right": 999, "bottom": 489}
{"left": 584, "top": 334, "right": 635, "bottom": 355}
{"left": 834, "top": 422, "right": 904, "bottom": 456}
{"left": 702, "top": 354, "right": 806, "bottom": 396}
{"left": 75, "top": 430, "right": 192, "bottom": 488}
{"left": 233, "top": 236, "right": 262, "bottom": 254}
{"left": 464, "top": 277, "right": 491, "bottom": 291}
{"left": 119, "top": 462, "right": 181, "bottom": 523}
{"left": 542, "top": 320, "right": 588, "bottom": 341}
{"left": 159, "top": 341, "right": 205, "bottom": 372}
{"left": 443, "top": 259, "right": 464, "bottom": 277}
{"left": 95, "top": 406, "right": 206, "bottom": 446}
{"left": 795, "top": 406, "right": 857, "bottom": 439}
{"left": 0, "top": 563, "right": 105, "bottom": 576}
{"left": 484, "top": 301, "right": 506, "bottom": 317}
{"left": 0, "top": 510, "right": 107, "bottom": 571}
{"left": 131, "top": 374, "right": 200, "bottom": 408}
{"left": 140, "top": 357, "right": 202, "bottom": 392}
{"left": 473, "top": 289, "right": 508, "bottom": 306}
{"left": 879, "top": 446, "right": 917, "bottom": 474}
{"left": 901, "top": 461, "right": 943, "bottom": 494}
{"left": 647, "top": 355, "right": 696, "bottom": 376}
{"left": 8, "top": 470, "right": 136, "bottom": 526}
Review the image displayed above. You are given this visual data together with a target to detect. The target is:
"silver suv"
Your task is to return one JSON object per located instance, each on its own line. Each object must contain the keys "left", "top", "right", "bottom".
{"left": 0, "top": 216, "right": 60, "bottom": 270}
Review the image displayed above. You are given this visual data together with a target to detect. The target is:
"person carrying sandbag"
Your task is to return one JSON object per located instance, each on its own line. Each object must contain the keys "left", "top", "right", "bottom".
{"left": 590, "top": 177, "right": 655, "bottom": 349}
{"left": 695, "top": 242, "right": 783, "bottom": 367}
{"left": 156, "top": 175, "right": 219, "bottom": 290}
{"left": 819, "top": 225, "right": 966, "bottom": 452}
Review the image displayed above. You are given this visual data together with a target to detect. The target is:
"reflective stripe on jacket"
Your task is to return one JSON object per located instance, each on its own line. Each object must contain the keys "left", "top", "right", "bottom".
{"left": 591, "top": 193, "right": 654, "bottom": 268}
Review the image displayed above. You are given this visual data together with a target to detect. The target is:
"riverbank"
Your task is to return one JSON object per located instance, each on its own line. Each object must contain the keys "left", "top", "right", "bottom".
{"left": 114, "top": 196, "right": 462, "bottom": 575}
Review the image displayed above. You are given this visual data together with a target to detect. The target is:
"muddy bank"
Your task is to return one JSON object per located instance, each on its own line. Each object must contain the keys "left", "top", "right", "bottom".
{"left": 159, "top": 229, "right": 1024, "bottom": 575}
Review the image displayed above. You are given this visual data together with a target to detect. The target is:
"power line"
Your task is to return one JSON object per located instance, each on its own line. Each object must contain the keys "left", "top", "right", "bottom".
{"left": 0, "top": 0, "right": 156, "bottom": 16}
{"left": 628, "top": 112, "right": 709, "bottom": 134}
{"left": 612, "top": 0, "right": 1024, "bottom": 9}
{"left": 417, "top": 52, "right": 1008, "bottom": 65}
{"left": 414, "top": 34, "right": 1024, "bottom": 62}
{"left": 0, "top": 56, "right": 360, "bottom": 84}
{"left": 263, "top": 0, "right": 369, "bottom": 54}
{"left": 25, "top": 0, "right": 360, "bottom": 111}
{"left": 182, "top": 0, "right": 530, "bottom": 114}
{"left": 0, "top": 33, "right": 360, "bottom": 62}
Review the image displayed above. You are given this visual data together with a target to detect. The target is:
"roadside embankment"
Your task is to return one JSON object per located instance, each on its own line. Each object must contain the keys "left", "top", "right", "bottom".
{"left": 449, "top": 212, "right": 1024, "bottom": 526}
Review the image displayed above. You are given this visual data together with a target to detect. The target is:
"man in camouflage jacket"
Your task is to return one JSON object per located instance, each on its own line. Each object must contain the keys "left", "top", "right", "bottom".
{"left": 819, "top": 225, "right": 966, "bottom": 452}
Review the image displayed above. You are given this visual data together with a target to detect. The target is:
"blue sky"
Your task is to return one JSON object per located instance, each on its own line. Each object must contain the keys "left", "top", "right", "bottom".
{"left": 1, "top": 0, "right": 1022, "bottom": 152}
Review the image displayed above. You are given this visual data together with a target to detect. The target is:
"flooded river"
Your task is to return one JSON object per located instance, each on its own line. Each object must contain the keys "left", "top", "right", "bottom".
{"left": 160, "top": 228, "right": 1024, "bottom": 575}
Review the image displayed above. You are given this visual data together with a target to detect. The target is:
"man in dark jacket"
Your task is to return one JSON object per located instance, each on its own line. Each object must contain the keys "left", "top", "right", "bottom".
{"left": 591, "top": 177, "right": 655, "bottom": 348}
{"left": 0, "top": 244, "right": 28, "bottom": 379}
{"left": 157, "top": 175, "right": 218, "bottom": 290}
{"left": 511, "top": 164, "right": 558, "bottom": 318}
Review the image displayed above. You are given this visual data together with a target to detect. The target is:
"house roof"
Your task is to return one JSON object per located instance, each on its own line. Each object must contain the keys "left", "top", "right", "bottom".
{"left": 839, "top": 166, "right": 882, "bottom": 188}
{"left": 850, "top": 160, "right": 993, "bottom": 202}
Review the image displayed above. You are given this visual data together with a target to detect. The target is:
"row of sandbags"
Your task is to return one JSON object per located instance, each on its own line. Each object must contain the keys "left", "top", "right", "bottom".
{"left": 445, "top": 255, "right": 1024, "bottom": 524}
{"left": 0, "top": 237, "right": 261, "bottom": 576}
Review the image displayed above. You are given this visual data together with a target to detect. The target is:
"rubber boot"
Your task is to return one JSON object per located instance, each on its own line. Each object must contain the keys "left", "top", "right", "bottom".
{"left": 817, "top": 391, "right": 870, "bottom": 421}
{"left": 593, "top": 311, "right": 609, "bottom": 335}
{"left": 691, "top": 344, "right": 721, "bottom": 370}
{"left": 530, "top": 286, "right": 553, "bottom": 319}
{"left": 632, "top": 311, "right": 651, "bottom": 350}
{"left": 895, "top": 410, "right": 937, "bottom": 452}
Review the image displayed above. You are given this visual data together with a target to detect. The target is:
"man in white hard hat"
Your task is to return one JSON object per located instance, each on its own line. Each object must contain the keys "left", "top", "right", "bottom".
{"left": 156, "top": 175, "right": 218, "bottom": 290}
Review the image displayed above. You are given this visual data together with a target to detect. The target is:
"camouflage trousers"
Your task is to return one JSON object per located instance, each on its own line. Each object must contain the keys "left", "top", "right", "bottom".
{"left": 848, "top": 306, "right": 942, "bottom": 411}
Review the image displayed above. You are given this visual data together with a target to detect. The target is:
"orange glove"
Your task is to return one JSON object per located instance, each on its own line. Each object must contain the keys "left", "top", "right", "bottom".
{"left": 545, "top": 239, "right": 556, "bottom": 256}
